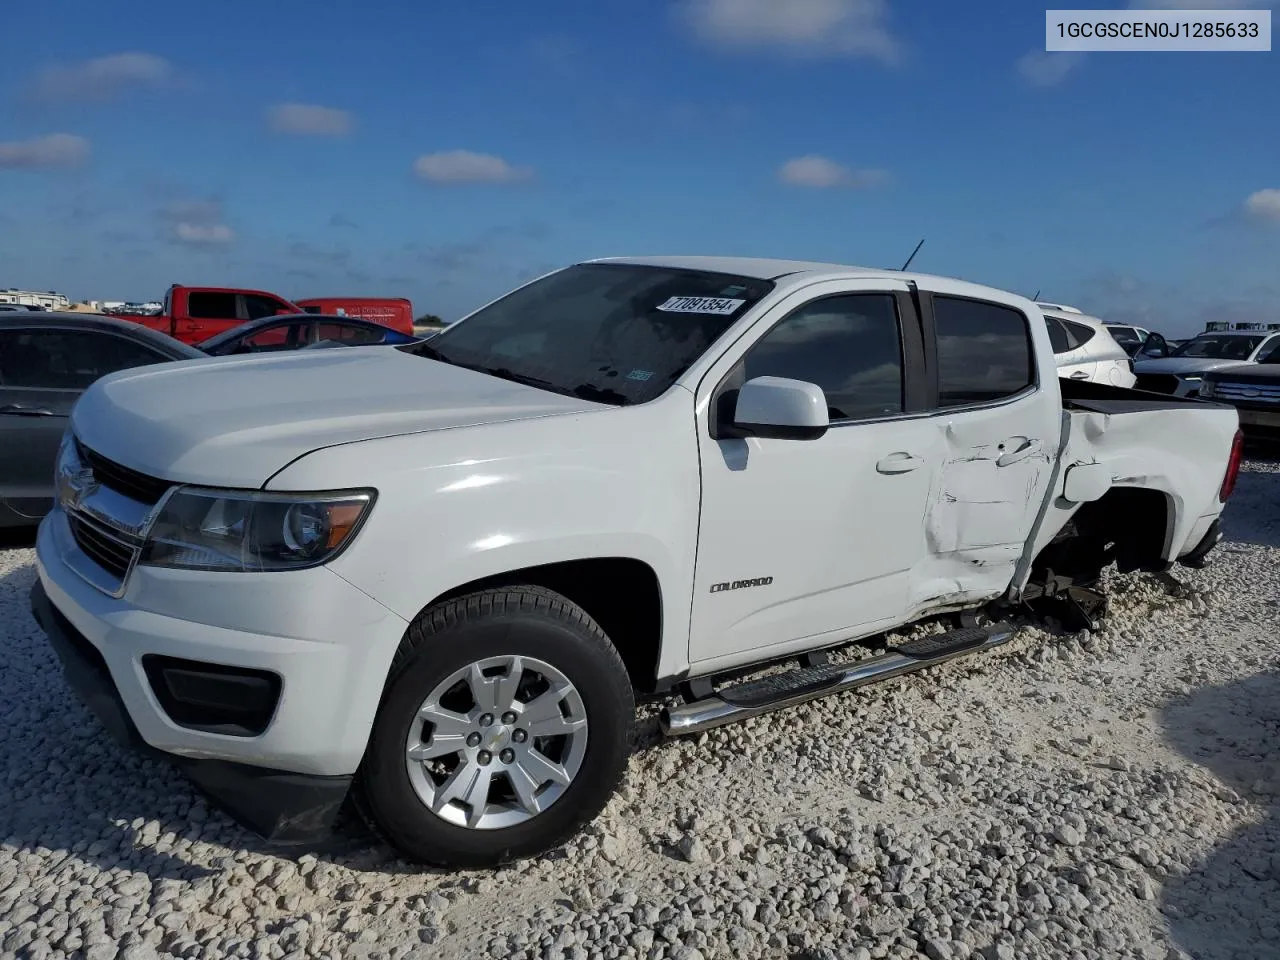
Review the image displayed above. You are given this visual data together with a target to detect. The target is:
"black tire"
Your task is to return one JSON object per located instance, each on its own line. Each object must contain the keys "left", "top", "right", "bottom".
{"left": 356, "top": 585, "right": 635, "bottom": 868}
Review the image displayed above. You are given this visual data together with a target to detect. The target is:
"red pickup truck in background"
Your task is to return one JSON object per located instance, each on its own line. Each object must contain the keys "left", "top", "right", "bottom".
{"left": 112, "top": 286, "right": 416, "bottom": 343}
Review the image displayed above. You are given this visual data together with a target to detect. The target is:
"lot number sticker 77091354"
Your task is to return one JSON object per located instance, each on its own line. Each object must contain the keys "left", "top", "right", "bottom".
{"left": 656, "top": 296, "right": 746, "bottom": 316}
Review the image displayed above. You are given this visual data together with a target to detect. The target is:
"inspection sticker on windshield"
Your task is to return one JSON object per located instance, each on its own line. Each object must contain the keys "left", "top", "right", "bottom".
{"left": 656, "top": 296, "right": 745, "bottom": 316}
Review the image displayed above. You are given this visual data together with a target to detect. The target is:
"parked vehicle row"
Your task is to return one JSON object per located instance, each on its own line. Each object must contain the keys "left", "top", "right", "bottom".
{"left": 1133, "top": 329, "right": 1280, "bottom": 398}
{"left": 26, "top": 255, "right": 1243, "bottom": 869}
{"left": 1, "top": 311, "right": 421, "bottom": 528}
{"left": 110, "top": 284, "right": 416, "bottom": 343}
{"left": 1042, "top": 307, "right": 1136, "bottom": 389}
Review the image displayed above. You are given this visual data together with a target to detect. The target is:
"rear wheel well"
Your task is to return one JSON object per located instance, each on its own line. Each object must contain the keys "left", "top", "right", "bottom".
{"left": 1031, "top": 487, "right": 1172, "bottom": 585}
{"left": 428, "top": 558, "right": 664, "bottom": 693}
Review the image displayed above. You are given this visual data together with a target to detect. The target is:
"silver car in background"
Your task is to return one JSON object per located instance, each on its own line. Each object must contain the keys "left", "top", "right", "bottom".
{"left": 1133, "top": 330, "right": 1280, "bottom": 397}
{"left": 1041, "top": 308, "right": 1137, "bottom": 388}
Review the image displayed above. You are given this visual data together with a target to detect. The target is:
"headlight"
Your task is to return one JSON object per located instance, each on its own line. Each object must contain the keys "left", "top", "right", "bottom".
{"left": 140, "top": 488, "right": 375, "bottom": 571}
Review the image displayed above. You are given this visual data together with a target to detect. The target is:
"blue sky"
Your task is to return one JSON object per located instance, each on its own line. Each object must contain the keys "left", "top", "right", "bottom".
{"left": 1, "top": 0, "right": 1276, "bottom": 334}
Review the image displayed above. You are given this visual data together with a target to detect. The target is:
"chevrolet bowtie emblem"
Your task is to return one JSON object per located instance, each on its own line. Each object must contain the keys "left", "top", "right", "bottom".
{"left": 58, "top": 466, "right": 99, "bottom": 511}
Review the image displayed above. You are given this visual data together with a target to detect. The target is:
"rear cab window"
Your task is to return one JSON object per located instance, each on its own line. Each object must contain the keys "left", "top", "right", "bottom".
{"left": 932, "top": 296, "right": 1035, "bottom": 407}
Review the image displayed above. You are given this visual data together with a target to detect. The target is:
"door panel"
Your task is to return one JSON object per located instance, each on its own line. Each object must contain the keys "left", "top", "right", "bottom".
{"left": 910, "top": 287, "right": 1061, "bottom": 614}
{"left": 689, "top": 281, "right": 935, "bottom": 668}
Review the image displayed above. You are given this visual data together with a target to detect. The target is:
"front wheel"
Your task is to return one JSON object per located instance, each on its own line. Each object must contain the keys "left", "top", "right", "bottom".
{"left": 357, "top": 586, "right": 636, "bottom": 867}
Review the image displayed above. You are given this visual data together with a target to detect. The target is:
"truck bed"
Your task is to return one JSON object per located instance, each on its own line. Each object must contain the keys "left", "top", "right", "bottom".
{"left": 1058, "top": 376, "right": 1236, "bottom": 414}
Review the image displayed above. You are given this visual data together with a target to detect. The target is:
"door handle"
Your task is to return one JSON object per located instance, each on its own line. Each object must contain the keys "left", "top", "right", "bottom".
{"left": 1069, "top": 371, "right": 1090, "bottom": 380}
{"left": 876, "top": 453, "right": 925, "bottom": 474}
{"left": 997, "top": 439, "right": 1042, "bottom": 467}
{"left": 0, "top": 404, "right": 56, "bottom": 417}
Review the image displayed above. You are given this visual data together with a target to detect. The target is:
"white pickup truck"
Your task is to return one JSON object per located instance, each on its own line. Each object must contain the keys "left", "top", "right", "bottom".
{"left": 30, "top": 256, "right": 1243, "bottom": 868}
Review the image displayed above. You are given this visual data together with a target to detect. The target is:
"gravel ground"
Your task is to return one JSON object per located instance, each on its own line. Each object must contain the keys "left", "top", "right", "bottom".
{"left": 1, "top": 459, "right": 1278, "bottom": 960}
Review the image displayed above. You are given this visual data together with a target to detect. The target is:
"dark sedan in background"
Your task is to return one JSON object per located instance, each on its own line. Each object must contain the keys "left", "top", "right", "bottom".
{"left": 197, "top": 313, "right": 421, "bottom": 356}
{"left": 1, "top": 310, "right": 421, "bottom": 529}
{"left": 0, "top": 312, "right": 205, "bottom": 527}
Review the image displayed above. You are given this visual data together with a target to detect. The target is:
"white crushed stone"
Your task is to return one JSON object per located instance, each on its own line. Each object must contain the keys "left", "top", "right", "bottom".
{"left": 0, "top": 458, "right": 1277, "bottom": 959}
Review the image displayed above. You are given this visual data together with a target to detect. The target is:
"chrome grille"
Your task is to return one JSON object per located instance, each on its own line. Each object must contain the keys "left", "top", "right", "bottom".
{"left": 74, "top": 439, "right": 171, "bottom": 505}
{"left": 1212, "top": 381, "right": 1280, "bottom": 404}
{"left": 57, "top": 434, "right": 168, "bottom": 596}
{"left": 68, "top": 513, "right": 137, "bottom": 579}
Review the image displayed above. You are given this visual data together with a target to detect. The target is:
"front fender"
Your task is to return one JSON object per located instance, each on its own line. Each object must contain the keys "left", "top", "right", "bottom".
{"left": 266, "top": 393, "right": 701, "bottom": 680}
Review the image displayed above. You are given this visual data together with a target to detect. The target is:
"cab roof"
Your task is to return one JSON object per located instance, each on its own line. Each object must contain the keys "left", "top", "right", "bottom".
{"left": 584, "top": 255, "right": 1035, "bottom": 306}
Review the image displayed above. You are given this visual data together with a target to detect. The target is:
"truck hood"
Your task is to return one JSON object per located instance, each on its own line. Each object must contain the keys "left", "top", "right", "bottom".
{"left": 1132, "top": 357, "right": 1252, "bottom": 375}
{"left": 71, "top": 348, "right": 606, "bottom": 488}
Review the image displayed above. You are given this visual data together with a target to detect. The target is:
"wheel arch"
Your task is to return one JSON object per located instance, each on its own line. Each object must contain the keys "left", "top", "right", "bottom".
{"left": 416, "top": 557, "right": 666, "bottom": 693}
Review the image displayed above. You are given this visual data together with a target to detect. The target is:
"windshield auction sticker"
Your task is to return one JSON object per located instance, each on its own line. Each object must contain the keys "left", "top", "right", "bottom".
{"left": 656, "top": 296, "right": 746, "bottom": 315}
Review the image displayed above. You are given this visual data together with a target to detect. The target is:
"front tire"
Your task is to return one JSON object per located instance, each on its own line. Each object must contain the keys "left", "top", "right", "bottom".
{"left": 357, "top": 586, "right": 635, "bottom": 867}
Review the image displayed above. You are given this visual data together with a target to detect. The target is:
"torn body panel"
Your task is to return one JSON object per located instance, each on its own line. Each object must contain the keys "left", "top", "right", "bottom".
{"left": 910, "top": 412, "right": 1057, "bottom": 616}
{"left": 1010, "top": 384, "right": 1240, "bottom": 597}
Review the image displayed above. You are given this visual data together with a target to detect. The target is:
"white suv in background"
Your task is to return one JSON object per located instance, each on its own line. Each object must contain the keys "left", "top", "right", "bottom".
{"left": 1041, "top": 307, "right": 1137, "bottom": 388}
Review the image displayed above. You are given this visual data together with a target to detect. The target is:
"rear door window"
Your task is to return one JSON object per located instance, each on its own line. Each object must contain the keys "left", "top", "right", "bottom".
{"left": 1044, "top": 317, "right": 1071, "bottom": 354}
{"left": 316, "top": 322, "right": 384, "bottom": 345}
{"left": 186, "top": 292, "right": 239, "bottom": 320}
{"left": 933, "top": 297, "right": 1034, "bottom": 407}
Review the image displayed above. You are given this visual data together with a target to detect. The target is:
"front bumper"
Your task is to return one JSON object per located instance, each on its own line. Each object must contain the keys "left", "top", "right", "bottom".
{"left": 31, "top": 578, "right": 351, "bottom": 843}
{"left": 32, "top": 509, "right": 411, "bottom": 840}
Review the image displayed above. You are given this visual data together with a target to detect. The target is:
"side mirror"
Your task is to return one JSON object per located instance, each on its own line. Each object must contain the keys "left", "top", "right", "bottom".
{"left": 725, "top": 376, "right": 829, "bottom": 441}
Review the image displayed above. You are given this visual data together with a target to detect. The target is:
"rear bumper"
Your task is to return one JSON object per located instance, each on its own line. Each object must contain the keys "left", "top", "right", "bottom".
{"left": 1177, "top": 517, "right": 1222, "bottom": 570}
{"left": 31, "top": 577, "right": 352, "bottom": 844}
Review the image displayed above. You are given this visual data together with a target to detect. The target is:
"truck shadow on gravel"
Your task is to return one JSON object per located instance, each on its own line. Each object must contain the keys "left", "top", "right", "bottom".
{"left": 0, "top": 561, "right": 390, "bottom": 884}
{"left": 1159, "top": 670, "right": 1280, "bottom": 960}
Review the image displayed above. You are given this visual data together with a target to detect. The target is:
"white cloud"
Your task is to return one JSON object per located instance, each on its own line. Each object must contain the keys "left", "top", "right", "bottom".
{"left": 158, "top": 198, "right": 235, "bottom": 246}
{"left": 173, "top": 223, "right": 234, "bottom": 245}
{"left": 778, "top": 155, "right": 889, "bottom": 189}
{"left": 30, "top": 52, "right": 171, "bottom": 102}
{"left": 680, "top": 0, "right": 899, "bottom": 62}
{"left": 413, "top": 150, "right": 533, "bottom": 184}
{"left": 0, "top": 133, "right": 89, "bottom": 170}
{"left": 1245, "top": 189, "right": 1280, "bottom": 222}
{"left": 1016, "top": 50, "right": 1087, "bottom": 87}
{"left": 267, "top": 103, "right": 354, "bottom": 136}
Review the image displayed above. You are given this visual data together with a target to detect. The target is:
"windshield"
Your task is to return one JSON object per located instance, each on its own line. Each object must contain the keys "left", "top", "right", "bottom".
{"left": 414, "top": 262, "right": 775, "bottom": 405}
{"left": 1170, "top": 334, "right": 1263, "bottom": 360}
{"left": 1106, "top": 326, "right": 1140, "bottom": 346}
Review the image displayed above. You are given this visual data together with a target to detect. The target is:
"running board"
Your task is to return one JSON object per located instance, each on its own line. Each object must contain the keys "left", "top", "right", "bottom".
{"left": 659, "top": 624, "right": 1016, "bottom": 737}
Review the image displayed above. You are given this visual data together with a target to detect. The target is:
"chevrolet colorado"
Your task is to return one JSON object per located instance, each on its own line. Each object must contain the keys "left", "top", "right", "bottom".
{"left": 30, "top": 256, "right": 1242, "bottom": 868}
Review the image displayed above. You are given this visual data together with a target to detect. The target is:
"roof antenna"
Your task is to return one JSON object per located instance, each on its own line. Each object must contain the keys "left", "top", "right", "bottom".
{"left": 900, "top": 238, "right": 925, "bottom": 271}
{"left": 1032, "top": 289, "right": 1041, "bottom": 300}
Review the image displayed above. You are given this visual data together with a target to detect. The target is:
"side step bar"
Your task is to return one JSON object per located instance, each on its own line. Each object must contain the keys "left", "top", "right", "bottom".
{"left": 660, "top": 624, "right": 1016, "bottom": 737}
